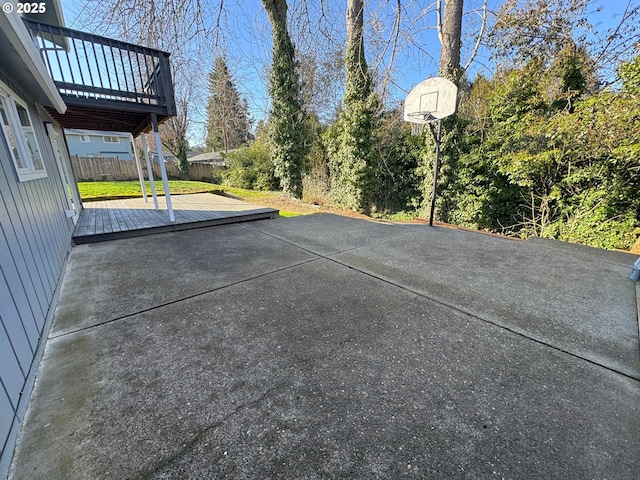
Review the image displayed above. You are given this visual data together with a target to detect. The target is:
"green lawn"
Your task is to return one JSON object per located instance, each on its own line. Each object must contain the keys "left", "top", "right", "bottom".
{"left": 78, "top": 180, "right": 222, "bottom": 201}
{"left": 77, "top": 180, "right": 301, "bottom": 217}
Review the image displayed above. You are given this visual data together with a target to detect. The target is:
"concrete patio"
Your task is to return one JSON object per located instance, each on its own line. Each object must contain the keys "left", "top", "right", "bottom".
{"left": 8, "top": 214, "right": 640, "bottom": 479}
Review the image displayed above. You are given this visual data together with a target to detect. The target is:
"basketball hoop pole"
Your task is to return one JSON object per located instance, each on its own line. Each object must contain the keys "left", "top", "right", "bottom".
{"left": 404, "top": 77, "right": 458, "bottom": 226}
{"left": 428, "top": 119, "right": 442, "bottom": 227}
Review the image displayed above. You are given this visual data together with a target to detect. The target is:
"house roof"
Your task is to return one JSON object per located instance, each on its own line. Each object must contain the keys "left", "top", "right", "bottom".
{"left": 188, "top": 152, "right": 224, "bottom": 163}
{"left": 22, "top": 0, "right": 65, "bottom": 28}
{"left": 0, "top": 10, "right": 66, "bottom": 113}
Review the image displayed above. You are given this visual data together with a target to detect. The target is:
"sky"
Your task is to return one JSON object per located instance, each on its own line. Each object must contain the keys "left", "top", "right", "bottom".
{"left": 59, "top": 0, "right": 638, "bottom": 146}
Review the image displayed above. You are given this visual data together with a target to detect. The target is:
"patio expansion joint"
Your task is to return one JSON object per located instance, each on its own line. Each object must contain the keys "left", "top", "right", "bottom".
{"left": 338, "top": 263, "right": 640, "bottom": 383}
{"left": 48, "top": 257, "right": 321, "bottom": 340}
{"left": 244, "top": 224, "right": 640, "bottom": 384}
{"left": 242, "top": 222, "right": 415, "bottom": 258}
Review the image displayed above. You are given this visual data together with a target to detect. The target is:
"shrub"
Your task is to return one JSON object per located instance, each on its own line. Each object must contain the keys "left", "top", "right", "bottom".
{"left": 222, "top": 143, "right": 278, "bottom": 191}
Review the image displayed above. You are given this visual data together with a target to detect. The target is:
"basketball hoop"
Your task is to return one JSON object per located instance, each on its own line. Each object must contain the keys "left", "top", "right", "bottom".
{"left": 403, "top": 77, "right": 458, "bottom": 226}
{"left": 404, "top": 77, "right": 457, "bottom": 124}
{"left": 407, "top": 111, "right": 438, "bottom": 123}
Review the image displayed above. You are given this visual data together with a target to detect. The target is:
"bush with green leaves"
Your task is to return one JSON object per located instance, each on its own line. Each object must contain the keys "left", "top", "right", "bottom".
{"left": 374, "top": 112, "right": 423, "bottom": 214}
{"left": 222, "top": 143, "right": 278, "bottom": 191}
{"left": 442, "top": 53, "right": 640, "bottom": 249}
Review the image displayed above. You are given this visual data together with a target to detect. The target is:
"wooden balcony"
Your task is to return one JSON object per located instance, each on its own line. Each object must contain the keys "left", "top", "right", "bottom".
{"left": 23, "top": 19, "right": 176, "bottom": 135}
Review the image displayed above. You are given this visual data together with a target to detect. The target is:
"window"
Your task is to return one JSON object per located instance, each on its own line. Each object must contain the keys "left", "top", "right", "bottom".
{"left": 103, "top": 136, "right": 120, "bottom": 144}
{"left": 0, "top": 82, "right": 46, "bottom": 181}
{"left": 79, "top": 135, "right": 90, "bottom": 143}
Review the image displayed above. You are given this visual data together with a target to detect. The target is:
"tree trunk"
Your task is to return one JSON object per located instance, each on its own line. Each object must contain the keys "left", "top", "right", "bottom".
{"left": 262, "top": 0, "right": 287, "bottom": 26}
{"left": 346, "top": 0, "right": 369, "bottom": 95}
{"left": 346, "top": 0, "right": 364, "bottom": 52}
{"left": 439, "top": 0, "right": 464, "bottom": 78}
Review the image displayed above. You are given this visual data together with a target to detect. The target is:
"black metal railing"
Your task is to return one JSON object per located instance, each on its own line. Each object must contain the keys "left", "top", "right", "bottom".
{"left": 23, "top": 19, "right": 175, "bottom": 114}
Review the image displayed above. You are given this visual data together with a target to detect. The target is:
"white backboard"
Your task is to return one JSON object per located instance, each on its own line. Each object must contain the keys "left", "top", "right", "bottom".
{"left": 404, "top": 77, "right": 458, "bottom": 123}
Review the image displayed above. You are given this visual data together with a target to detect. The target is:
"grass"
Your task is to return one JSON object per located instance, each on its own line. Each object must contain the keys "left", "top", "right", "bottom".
{"left": 78, "top": 180, "right": 221, "bottom": 201}
{"left": 77, "top": 180, "right": 303, "bottom": 218}
{"left": 278, "top": 211, "right": 300, "bottom": 218}
{"left": 217, "top": 185, "right": 275, "bottom": 200}
{"left": 371, "top": 210, "right": 421, "bottom": 222}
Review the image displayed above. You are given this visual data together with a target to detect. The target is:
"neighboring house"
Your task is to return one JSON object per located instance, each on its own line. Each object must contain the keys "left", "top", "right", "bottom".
{"left": 188, "top": 151, "right": 228, "bottom": 167}
{"left": 149, "top": 151, "right": 176, "bottom": 163}
{"left": 0, "top": 2, "right": 176, "bottom": 476}
{"left": 65, "top": 129, "right": 134, "bottom": 160}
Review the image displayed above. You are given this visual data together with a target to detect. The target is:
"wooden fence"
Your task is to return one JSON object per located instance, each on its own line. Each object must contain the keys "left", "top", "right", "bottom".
{"left": 71, "top": 156, "right": 218, "bottom": 183}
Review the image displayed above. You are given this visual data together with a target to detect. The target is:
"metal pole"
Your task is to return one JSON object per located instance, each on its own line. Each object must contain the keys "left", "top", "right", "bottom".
{"left": 141, "top": 133, "right": 159, "bottom": 210}
{"left": 131, "top": 134, "right": 147, "bottom": 203}
{"left": 151, "top": 113, "right": 175, "bottom": 222}
{"left": 429, "top": 119, "right": 442, "bottom": 227}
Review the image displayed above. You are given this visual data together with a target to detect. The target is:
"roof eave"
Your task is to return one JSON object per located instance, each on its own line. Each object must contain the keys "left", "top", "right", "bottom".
{"left": 0, "top": 12, "right": 66, "bottom": 113}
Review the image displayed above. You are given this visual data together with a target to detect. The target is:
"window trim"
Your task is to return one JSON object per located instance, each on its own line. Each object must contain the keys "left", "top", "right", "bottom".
{"left": 103, "top": 136, "right": 120, "bottom": 144}
{"left": 79, "top": 134, "right": 90, "bottom": 143}
{"left": 0, "top": 80, "right": 47, "bottom": 182}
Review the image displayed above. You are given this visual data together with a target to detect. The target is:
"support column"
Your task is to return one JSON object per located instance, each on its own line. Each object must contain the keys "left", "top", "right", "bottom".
{"left": 131, "top": 134, "right": 148, "bottom": 203}
{"left": 151, "top": 113, "right": 175, "bottom": 222}
{"left": 141, "top": 133, "right": 159, "bottom": 210}
{"left": 428, "top": 119, "right": 443, "bottom": 227}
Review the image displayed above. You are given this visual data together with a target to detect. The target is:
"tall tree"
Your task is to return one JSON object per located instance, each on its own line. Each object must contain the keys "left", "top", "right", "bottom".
{"left": 324, "top": 0, "right": 380, "bottom": 211}
{"left": 206, "top": 56, "right": 251, "bottom": 152}
{"left": 421, "top": 0, "right": 465, "bottom": 223}
{"left": 261, "top": 0, "right": 310, "bottom": 198}
{"left": 488, "top": 0, "right": 590, "bottom": 68}
{"left": 163, "top": 98, "right": 190, "bottom": 173}
{"left": 438, "top": 0, "right": 464, "bottom": 79}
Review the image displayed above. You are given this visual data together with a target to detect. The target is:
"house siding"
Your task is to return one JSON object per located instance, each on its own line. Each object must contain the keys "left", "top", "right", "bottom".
{"left": 66, "top": 131, "right": 134, "bottom": 160}
{"left": 0, "top": 70, "right": 74, "bottom": 473}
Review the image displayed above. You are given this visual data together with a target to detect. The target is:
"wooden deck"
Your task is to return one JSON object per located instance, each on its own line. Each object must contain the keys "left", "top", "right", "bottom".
{"left": 72, "top": 193, "right": 279, "bottom": 244}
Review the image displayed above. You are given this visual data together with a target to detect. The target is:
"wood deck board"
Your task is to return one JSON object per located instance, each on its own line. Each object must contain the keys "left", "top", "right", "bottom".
{"left": 111, "top": 200, "right": 131, "bottom": 232}
{"left": 72, "top": 193, "right": 279, "bottom": 243}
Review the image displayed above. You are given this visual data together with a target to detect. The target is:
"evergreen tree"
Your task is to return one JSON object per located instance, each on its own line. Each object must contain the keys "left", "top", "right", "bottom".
{"left": 324, "top": 0, "right": 380, "bottom": 211}
{"left": 262, "top": 0, "right": 310, "bottom": 198}
{"left": 206, "top": 56, "right": 251, "bottom": 152}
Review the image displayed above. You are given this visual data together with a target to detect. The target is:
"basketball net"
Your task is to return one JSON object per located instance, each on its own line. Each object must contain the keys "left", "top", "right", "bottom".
{"left": 410, "top": 123, "right": 426, "bottom": 136}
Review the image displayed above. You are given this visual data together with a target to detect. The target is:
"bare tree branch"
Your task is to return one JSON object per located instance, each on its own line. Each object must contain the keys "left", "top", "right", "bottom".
{"left": 463, "top": 0, "right": 488, "bottom": 71}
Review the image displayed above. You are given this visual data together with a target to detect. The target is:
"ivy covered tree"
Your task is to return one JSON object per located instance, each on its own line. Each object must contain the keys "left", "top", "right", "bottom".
{"left": 206, "top": 56, "right": 251, "bottom": 153}
{"left": 324, "top": 0, "right": 380, "bottom": 211}
{"left": 162, "top": 98, "right": 190, "bottom": 174}
{"left": 261, "top": 0, "right": 310, "bottom": 198}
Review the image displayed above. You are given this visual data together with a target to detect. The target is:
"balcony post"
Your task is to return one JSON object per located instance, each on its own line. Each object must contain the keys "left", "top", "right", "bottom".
{"left": 141, "top": 133, "right": 159, "bottom": 210}
{"left": 131, "top": 134, "right": 148, "bottom": 203}
{"left": 159, "top": 52, "right": 176, "bottom": 116}
{"left": 151, "top": 113, "right": 175, "bottom": 222}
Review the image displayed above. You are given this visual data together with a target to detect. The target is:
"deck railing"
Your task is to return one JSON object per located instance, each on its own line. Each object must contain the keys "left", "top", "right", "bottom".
{"left": 23, "top": 19, "right": 175, "bottom": 114}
